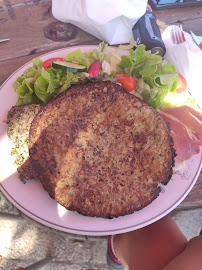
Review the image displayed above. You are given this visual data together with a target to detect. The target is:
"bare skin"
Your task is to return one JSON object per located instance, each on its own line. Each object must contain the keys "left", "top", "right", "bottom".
{"left": 114, "top": 216, "right": 202, "bottom": 270}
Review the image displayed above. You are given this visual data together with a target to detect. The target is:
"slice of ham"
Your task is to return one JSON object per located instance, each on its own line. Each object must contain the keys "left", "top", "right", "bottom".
{"left": 159, "top": 106, "right": 202, "bottom": 162}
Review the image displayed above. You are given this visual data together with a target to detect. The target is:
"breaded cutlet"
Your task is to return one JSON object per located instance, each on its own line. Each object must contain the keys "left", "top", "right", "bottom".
{"left": 6, "top": 104, "right": 40, "bottom": 180}
{"left": 28, "top": 82, "right": 176, "bottom": 218}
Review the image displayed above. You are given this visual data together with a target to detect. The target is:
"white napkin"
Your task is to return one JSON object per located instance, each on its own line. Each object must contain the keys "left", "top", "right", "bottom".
{"left": 162, "top": 26, "right": 202, "bottom": 108}
{"left": 52, "top": 0, "right": 147, "bottom": 45}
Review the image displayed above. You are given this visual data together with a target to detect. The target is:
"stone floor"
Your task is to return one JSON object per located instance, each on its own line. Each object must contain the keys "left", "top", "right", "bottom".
{"left": 0, "top": 191, "right": 202, "bottom": 270}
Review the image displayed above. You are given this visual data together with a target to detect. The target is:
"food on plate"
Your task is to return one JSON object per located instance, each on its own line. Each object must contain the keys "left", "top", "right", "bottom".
{"left": 159, "top": 106, "right": 202, "bottom": 163}
{"left": 41, "top": 57, "right": 64, "bottom": 70}
{"left": 52, "top": 61, "right": 87, "bottom": 72}
{"left": 115, "top": 74, "right": 137, "bottom": 92}
{"left": 176, "top": 73, "right": 187, "bottom": 94}
{"left": 12, "top": 41, "right": 186, "bottom": 110}
{"left": 6, "top": 104, "right": 41, "bottom": 167}
{"left": 5, "top": 41, "right": 201, "bottom": 218}
{"left": 88, "top": 60, "right": 102, "bottom": 77}
{"left": 23, "top": 82, "right": 176, "bottom": 218}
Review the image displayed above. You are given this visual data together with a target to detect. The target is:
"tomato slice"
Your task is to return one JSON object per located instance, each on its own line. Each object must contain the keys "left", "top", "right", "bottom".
{"left": 176, "top": 73, "right": 187, "bottom": 94}
{"left": 41, "top": 58, "right": 64, "bottom": 70}
{"left": 115, "top": 74, "right": 137, "bottom": 92}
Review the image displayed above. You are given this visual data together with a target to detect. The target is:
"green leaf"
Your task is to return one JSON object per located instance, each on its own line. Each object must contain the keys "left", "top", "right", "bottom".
{"left": 22, "top": 93, "right": 41, "bottom": 105}
{"left": 118, "top": 39, "right": 136, "bottom": 51}
{"left": 16, "top": 97, "right": 24, "bottom": 106}
{"left": 140, "top": 54, "right": 162, "bottom": 77}
{"left": 98, "top": 41, "right": 109, "bottom": 62}
{"left": 83, "top": 48, "right": 102, "bottom": 64}
{"left": 59, "top": 80, "right": 71, "bottom": 93}
{"left": 47, "top": 81, "right": 55, "bottom": 94}
{"left": 154, "top": 74, "right": 178, "bottom": 86}
{"left": 35, "top": 87, "right": 54, "bottom": 103}
{"left": 41, "top": 68, "right": 51, "bottom": 82}
{"left": 119, "top": 55, "right": 133, "bottom": 72}
{"left": 140, "top": 63, "right": 157, "bottom": 77}
{"left": 16, "top": 81, "right": 33, "bottom": 97}
{"left": 12, "top": 77, "right": 23, "bottom": 91}
{"left": 23, "top": 67, "right": 39, "bottom": 78}
{"left": 32, "top": 58, "right": 43, "bottom": 69}
{"left": 130, "top": 45, "right": 150, "bottom": 65}
{"left": 34, "top": 76, "right": 48, "bottom": 92}
{"left": 65, "top": 48, "right": 90, "bottom": 67}
{"left": 170, "top": 80, "right": 178, "bottom": 92}
{"left": 157, "top": 62, "right": 176, "bottom": 75}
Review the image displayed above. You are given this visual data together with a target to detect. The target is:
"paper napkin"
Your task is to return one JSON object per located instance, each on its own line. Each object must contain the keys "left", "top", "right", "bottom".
{"left": 52, "top": 0, "right": 147, "bottom": 45}
{"left": 162, "top": 26, "right": 202, "bottom": 108}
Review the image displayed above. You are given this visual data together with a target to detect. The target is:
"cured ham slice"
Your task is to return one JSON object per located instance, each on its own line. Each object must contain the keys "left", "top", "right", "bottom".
{"left": 159, "top": 106, "right": 202, "bottom": 162}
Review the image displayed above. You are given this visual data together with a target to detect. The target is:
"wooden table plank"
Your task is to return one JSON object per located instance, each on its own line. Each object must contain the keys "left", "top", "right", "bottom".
{"left": 155, "top": 6, "right": 202, "bottom": 35}
{"left": 1, "top": 3, "right": 202, "bottom": 62}
{"left": 0, "top": 0, "right": 51, "bottom": 8}
{"left": 0, "top": 1, "right": 100, "bottom": 61}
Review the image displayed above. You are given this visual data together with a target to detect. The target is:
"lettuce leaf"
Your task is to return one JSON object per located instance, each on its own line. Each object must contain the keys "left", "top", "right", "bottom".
{"left": 12, "top": 57, "right": 82, "bottom": 105}
{"left": 12, "top": 43, "right": 183, "bottom": 109}
{"left": 65, "top": 48, "right": 90, "bottom": 67}
{"left": 118, "top": 44, "right": 180, "bottom": 109}
{"left": 32, "top": 58, "right": 43, "bottom": 69}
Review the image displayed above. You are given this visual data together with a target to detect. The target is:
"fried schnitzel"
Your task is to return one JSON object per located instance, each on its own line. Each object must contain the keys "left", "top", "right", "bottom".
{"left": 27, "top": 82, "right": 175, "bottom": 218}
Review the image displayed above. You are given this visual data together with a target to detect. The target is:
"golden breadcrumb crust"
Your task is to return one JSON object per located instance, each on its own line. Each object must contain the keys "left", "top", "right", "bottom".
{"left": 28, "top": 82, "right": 175, "bottom": 218}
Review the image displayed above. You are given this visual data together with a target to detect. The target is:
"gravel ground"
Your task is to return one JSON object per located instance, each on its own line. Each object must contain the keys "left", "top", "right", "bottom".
{"left": 0, "top": 191, "right": 202, "bottom": 270}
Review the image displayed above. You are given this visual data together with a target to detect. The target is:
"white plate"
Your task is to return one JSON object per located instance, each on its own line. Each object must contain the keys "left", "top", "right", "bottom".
{"left": 0, "top": 46, "right": 201, "bottom": 236}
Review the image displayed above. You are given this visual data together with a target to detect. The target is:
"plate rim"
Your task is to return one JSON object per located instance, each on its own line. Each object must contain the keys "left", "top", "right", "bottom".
{"left": 0, "top": 45, "right": 201, "bottom": 236}
{"left": 0, "top": 158, "right": 201, "bottom": 236}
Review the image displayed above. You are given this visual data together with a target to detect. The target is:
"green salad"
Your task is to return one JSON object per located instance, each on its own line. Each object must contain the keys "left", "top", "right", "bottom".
{"left": 12, "top": 40, "right": 194, "bottom": 109}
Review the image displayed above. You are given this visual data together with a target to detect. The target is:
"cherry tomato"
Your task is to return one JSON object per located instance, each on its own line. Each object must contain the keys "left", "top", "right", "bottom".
{"left": 115, "top": 74, "right": 137, "bottom": 92}
{"left": 41, "top": 58, "right": 64, "bottom": 70}
{"left": 176, "top": 73, "right": 187, "bottom": 94}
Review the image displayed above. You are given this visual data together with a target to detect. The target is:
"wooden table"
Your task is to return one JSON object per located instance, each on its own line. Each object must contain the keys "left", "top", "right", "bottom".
{"left": 0, "top": 0, "right": 201, "bottom": 211}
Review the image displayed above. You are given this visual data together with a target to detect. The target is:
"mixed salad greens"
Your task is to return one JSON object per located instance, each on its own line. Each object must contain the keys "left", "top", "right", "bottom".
{"left": 12, "top": 40, "right": 194, "bottom": 110}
